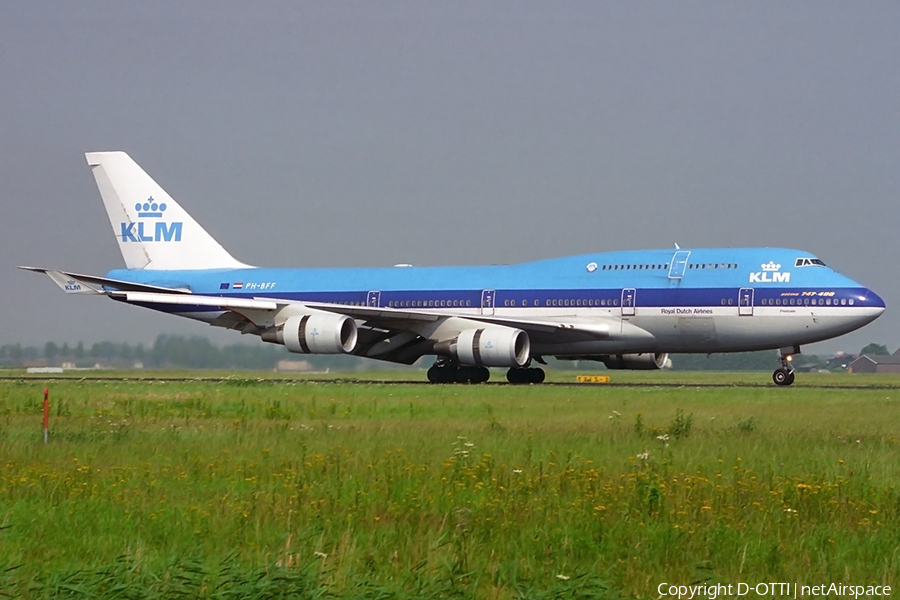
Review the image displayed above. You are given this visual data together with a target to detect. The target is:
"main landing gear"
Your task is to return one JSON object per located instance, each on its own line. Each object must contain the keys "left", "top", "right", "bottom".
{"left": 427, "top": 358, "right": 490, "bottom": 384}
{"left": 426, "top": 359, "right": 546, "bottom": 384}
{"left": 772, "top": 348, "right": 797, "bottom": 386}
{"left": 506, "top": 367, "right": 546, "bottom": 384}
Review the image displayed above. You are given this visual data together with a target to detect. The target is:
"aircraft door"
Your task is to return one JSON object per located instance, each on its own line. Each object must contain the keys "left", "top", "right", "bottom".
{"left": 621, "top": 288, "right": 636, "bottom": 317}
{"left": 738, "top": 288, "right": 754, "bottom": 316}
{"left": 367, "top": 291, "right": 381, "bottom": 308}
{"left": 668, "top": 251, "right": 691, "bottom": 279}
{"left": 481, "top": 289, "right": 496, "bottom": 316}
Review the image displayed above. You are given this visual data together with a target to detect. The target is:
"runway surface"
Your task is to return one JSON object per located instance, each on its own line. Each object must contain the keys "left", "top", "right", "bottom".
{"left": 2, "top": 375, "right": 899, "bottom": 390}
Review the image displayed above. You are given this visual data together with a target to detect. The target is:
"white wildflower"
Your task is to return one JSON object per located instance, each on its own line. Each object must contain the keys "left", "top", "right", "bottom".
{"left": 636, "top": 451, "right": 650, "bottom": 460}
{"left": 513, "top": 469, "right": 523, "bottom": 475}
{"left": 556, "top": 574, "right": 570, "bottom": 581}
{"left": 656, "top": 434, "right": 669, "bottom": 442}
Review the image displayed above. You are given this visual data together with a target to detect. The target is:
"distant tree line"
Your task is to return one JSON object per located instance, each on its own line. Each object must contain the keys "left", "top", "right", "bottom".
{"left": 0, "top": 335, "right": 372, "bottom": 371}
{"left": 0, "top": 336, "right": 893, "bottom": 372}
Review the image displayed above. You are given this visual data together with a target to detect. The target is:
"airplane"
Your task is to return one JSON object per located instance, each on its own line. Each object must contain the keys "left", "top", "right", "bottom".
{"left": 21, "top": 151, "right": 885, "bottom": 386}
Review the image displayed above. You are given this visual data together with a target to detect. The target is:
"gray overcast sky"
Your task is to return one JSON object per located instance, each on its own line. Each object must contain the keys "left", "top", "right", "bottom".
{"left": 2, "top": 2, "right": 899, "bottom": 355}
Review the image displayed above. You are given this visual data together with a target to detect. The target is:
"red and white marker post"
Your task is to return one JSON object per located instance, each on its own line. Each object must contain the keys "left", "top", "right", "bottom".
{"left": 43, "top": 387, "right": 49, "bottom": 444}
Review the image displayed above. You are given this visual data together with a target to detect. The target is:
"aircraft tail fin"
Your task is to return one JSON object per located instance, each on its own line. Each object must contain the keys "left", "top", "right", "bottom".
{"left": 85, "top": 151, "right": 252, "bottom": 270}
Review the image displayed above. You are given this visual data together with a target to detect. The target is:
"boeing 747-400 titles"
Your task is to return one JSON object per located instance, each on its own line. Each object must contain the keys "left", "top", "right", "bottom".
{"left": 22, "top": 152, "right": 886, "bottom": 385}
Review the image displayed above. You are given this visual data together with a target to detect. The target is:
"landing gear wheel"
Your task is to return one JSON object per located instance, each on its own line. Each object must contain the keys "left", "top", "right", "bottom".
{"left": 429, "top": 362, "right": 489, "bottom": 384}
{"left": 773, "top": 368, "right": 794, "bottom": 386}
{"left": 507, "top": 367, "right": 545, "bottom": 384}
{"left": 773, "top": 348, "right": 798, "bottom": 386}
{"left": 506, "top": 368, "right": 526, "bottom": 384}
{"left": 427, "top": 363, "right": 458, "bottom": 384}
{"left": 527, "top": 367, "right": 545, "bottom": 383}
{"left": 454, "top": 366, "right": 482, "bottom": 384}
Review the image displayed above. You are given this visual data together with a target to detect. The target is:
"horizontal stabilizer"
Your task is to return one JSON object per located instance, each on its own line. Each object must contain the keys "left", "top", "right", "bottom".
{"left": 18, "top": 266, "right": 192, "bottom": 295}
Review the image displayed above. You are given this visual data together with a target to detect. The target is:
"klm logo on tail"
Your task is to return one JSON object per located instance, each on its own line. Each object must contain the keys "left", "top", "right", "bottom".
{"left": 120, "top": 197, "right": 183, "bottom": 242}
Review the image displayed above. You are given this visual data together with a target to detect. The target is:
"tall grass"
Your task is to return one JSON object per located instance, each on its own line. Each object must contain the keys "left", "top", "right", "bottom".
{"left": 1, "top": 377, "right": 899, "bottom": 598}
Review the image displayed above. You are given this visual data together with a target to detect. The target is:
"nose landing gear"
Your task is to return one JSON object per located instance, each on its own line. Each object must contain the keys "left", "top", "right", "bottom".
{"left": 772, "top": 347, "right": 798, "bottom": 386}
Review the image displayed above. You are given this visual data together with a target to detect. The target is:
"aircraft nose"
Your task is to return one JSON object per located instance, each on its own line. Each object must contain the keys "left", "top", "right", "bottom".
{"left": 864, "top": 289, "right": 886, "bottom": 312}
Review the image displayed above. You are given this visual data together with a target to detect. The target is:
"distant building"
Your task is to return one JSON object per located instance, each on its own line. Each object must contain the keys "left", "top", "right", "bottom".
{"left": 22, "top": 359, "right": 49, "bottom": 368}
{"left": 275, "top": 359, "right": 312, "bottom": 372}
{"left": 848, "top": 355, "right": 900, "bottom": 374}
{"left": 824, "top": 352, "right": 856, "bottom": 371}
{"left": 26, "top": 367, "right": 64, "bottom": 374}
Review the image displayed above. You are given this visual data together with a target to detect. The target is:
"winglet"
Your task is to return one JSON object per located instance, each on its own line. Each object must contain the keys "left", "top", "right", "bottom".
{"left": 85, "top": 151, "right": 253, "bottom": 271}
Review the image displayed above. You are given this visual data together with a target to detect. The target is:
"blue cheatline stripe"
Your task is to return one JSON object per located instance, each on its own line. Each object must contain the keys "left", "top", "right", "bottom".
{"left": 222, "top": 287, "right": 872, "bottom": 308}
{"left": 122, "top": 286, "right": 876, "bottom": 315}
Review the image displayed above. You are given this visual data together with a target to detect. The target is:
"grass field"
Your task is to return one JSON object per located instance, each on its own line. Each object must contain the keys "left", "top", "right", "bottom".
{"left": 1, "top": 371, "right": 899, "bottom": 598}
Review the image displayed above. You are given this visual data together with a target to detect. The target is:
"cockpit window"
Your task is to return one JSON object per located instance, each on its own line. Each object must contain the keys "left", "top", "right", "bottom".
{"left": 794, "top": 257, "right": 826, "bottom": 268}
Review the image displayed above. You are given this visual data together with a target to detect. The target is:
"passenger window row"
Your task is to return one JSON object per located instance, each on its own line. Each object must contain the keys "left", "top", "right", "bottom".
{"left": 689, "top": 263, "right": 738, "bottom": 269}
{"left": 602, "top": 264, "right": 667, "bottom": 271}
{"left": 600, "top": 263, "right": 739, "bottom": 271}
{"left": 358, "top": 294, "right": 853, "bottom": 309}
{"left": 385, "top": 297, "right": 628, "bottom": 309}
{"left": 387, "top": 299, "right": 473, "bottom": 308}
{"left": 760, "top": 298, "right": 853, "bottom": 306}
{"left": 535, "top": 298, "right": 619, "bottom": 307}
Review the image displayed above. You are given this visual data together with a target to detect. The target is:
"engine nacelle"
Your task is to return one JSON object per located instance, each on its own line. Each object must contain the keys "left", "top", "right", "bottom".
{"left": 601, "top": 353, "right": 669, "bottom": 370}
{"left": 452, "top": 327, "right": 531, "bottom": 367}
{"left": 278, "top": 313, "right": 358, "bottom": 354}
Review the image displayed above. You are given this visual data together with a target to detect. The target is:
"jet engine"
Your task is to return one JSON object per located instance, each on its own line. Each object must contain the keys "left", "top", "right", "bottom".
{"left": 436, "top": 327, "right": 531, "bottom": 367}
{"left": 601, "top": 353, "right": 669, "bottom": 370}
{"left": 271, "top": 313, "right": 358, "bottom": 354}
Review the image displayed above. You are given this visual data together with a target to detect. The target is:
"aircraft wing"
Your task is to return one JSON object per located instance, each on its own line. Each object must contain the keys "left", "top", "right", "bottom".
{"left": 25, "top": 270, "right": 650, "bottom": 363}
{"left": 105, "top": 289, "right": 645, "bottom": 351}
{"left": 110, "top": 291, "right": 279, "bottom": 311}
{"left": 301, "top": 302, "right": 613, "bottom": 337}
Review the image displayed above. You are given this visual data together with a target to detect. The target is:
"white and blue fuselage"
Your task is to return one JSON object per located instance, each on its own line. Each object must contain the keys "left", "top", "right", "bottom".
{"left": 23, "top": 152, "right": 885, "bottom": 385}
{"left": 108, "top": 247, "right": 883, "bottom": 357}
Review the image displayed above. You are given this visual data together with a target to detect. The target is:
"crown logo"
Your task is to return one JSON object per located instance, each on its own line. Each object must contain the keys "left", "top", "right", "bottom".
{"left": 135, "top": 196, "right": 167, "bottom": 218}
{"left": 761, "top": 261, "right": 781, "bottom": 272}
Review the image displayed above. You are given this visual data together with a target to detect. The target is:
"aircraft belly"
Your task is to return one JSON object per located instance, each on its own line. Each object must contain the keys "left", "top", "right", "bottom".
{"left": 637, "top": 311, "right": 876, "bottom": 353}
{"left": 629, "top": 316, "right": 719, "bottom": 353}
{"left": 530, "top": 314, "right": 657, "bottom": 355}
{"left": 531, "top": 339, "right": 657, "bottom": 356}
{"left": 678, "top": 317, "right": 718, "bottom": 351}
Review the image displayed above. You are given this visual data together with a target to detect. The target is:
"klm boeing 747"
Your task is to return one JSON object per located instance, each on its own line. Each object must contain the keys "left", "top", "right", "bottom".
{"left": 21, "top": 152, "right": 885, "bottom": 385}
